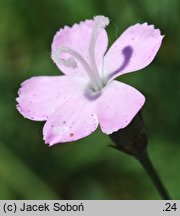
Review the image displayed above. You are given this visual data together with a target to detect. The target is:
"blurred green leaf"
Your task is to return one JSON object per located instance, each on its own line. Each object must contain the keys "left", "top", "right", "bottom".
{"left": 0, "top": 141, "right": 59, "bottom": 199}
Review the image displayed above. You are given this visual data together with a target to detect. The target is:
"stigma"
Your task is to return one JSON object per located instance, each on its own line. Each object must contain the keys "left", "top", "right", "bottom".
{"left": 52, "top": 15, "right": 110, "bottom": 92}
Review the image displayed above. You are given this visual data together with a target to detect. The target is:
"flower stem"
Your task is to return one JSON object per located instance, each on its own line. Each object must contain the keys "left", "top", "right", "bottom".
{"left": 109, "top": 111, "right": 171, "bottom": 200}
{"left": 137, "top": 151, "right": 171, "bottom": 200}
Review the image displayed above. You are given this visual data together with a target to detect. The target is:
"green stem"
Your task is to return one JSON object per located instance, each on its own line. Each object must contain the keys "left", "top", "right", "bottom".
{"left": 109, "top": 112, "right": 171, "bottom": 200}
{"left": 137, "top": 152, "right": 171, "bottom": 200}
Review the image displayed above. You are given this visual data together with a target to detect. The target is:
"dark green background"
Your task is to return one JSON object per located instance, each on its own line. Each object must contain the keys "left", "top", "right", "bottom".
{"left": 0, "top": 0, "right": 179, "bottom": 199}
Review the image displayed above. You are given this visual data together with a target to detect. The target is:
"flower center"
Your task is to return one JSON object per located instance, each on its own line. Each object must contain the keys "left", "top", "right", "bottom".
{"left": 52, "top": 15, "right": 109, "bottom": 92}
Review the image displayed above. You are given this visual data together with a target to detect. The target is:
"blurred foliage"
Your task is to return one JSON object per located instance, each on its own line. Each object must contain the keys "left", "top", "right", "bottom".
{"left": 0, "top": 0, "right": 180, "bottom": 199}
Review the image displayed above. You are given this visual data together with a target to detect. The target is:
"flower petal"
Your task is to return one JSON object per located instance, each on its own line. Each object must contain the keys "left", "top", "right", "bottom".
{"left": 16, "top": 75, "right": 87, "bottom": 121}
{"left": 43, "top": 94, "right": 98, "bottom": 145}
{"left": 96, "top": 80, "right": 145, "bottom": 134}
{"left": 51, "top": 20, "right": 108, "bottom": 77}
{"left": 104, "top": 23, "right": 164, "bottom": 82}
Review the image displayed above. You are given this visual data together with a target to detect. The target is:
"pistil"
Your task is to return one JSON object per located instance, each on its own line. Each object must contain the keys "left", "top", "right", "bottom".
{"left": 52, "top": 47, "right": 101, "bottom": 91}
{"left": 52, "top": 15, "right": 110, "bottom": 92}
{"left": 88, "top": 15, "right": 109, "bottom": 88}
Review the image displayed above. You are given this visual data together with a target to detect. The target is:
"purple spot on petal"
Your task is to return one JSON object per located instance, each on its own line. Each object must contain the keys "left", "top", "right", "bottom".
{"left": 70, "top": 133, "right": 74, "bottom": 137}
{"left": 108, "top": 46, "right": 133, "bottom": 80}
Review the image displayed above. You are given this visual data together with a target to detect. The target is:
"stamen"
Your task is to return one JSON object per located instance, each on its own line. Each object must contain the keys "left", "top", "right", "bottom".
{"left": 88, "top": 15, "right": 109, "bottom": 89}
{"left": 52, "top": 47, "right": 102, "bottom": 91}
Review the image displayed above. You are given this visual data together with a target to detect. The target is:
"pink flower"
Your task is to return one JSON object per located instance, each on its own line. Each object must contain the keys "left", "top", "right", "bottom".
{"left": 16, "top": 15, "right": 163, "bottom": 146}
